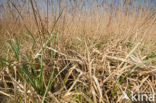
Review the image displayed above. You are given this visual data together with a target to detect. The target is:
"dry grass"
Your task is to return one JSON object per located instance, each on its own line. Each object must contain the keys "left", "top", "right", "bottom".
{"left": 0, "top": 0, "right": 156, "bottom": 103}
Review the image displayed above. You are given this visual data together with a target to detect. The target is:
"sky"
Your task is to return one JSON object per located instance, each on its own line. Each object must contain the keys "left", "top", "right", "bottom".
{"left": 0, "top": 0, "right": 156, "bottom": 12}
{"left": 0, "top": 0, "right": 156, "bottom": 7}
{"left": 0, "top": 0, "right": 156, "bottom": 19}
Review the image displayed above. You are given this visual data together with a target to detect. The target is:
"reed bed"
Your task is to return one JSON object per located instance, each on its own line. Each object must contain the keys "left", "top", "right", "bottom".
{"left": 0, "top": 0, "right": 156, "bottom": 103}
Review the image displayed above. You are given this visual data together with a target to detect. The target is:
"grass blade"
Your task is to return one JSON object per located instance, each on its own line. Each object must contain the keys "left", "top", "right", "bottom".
{"left": 41, "top": 63, "right": 70, "bottom": 103}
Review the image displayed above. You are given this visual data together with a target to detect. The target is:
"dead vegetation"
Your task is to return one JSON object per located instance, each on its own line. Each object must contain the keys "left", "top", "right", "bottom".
{"left": 0, "top": 0, "right": 156, "bottom": 103}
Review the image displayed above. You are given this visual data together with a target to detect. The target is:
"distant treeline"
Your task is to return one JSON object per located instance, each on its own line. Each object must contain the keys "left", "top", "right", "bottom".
{"left": 0, "top": 0, "right": 156, "bottom": 17}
